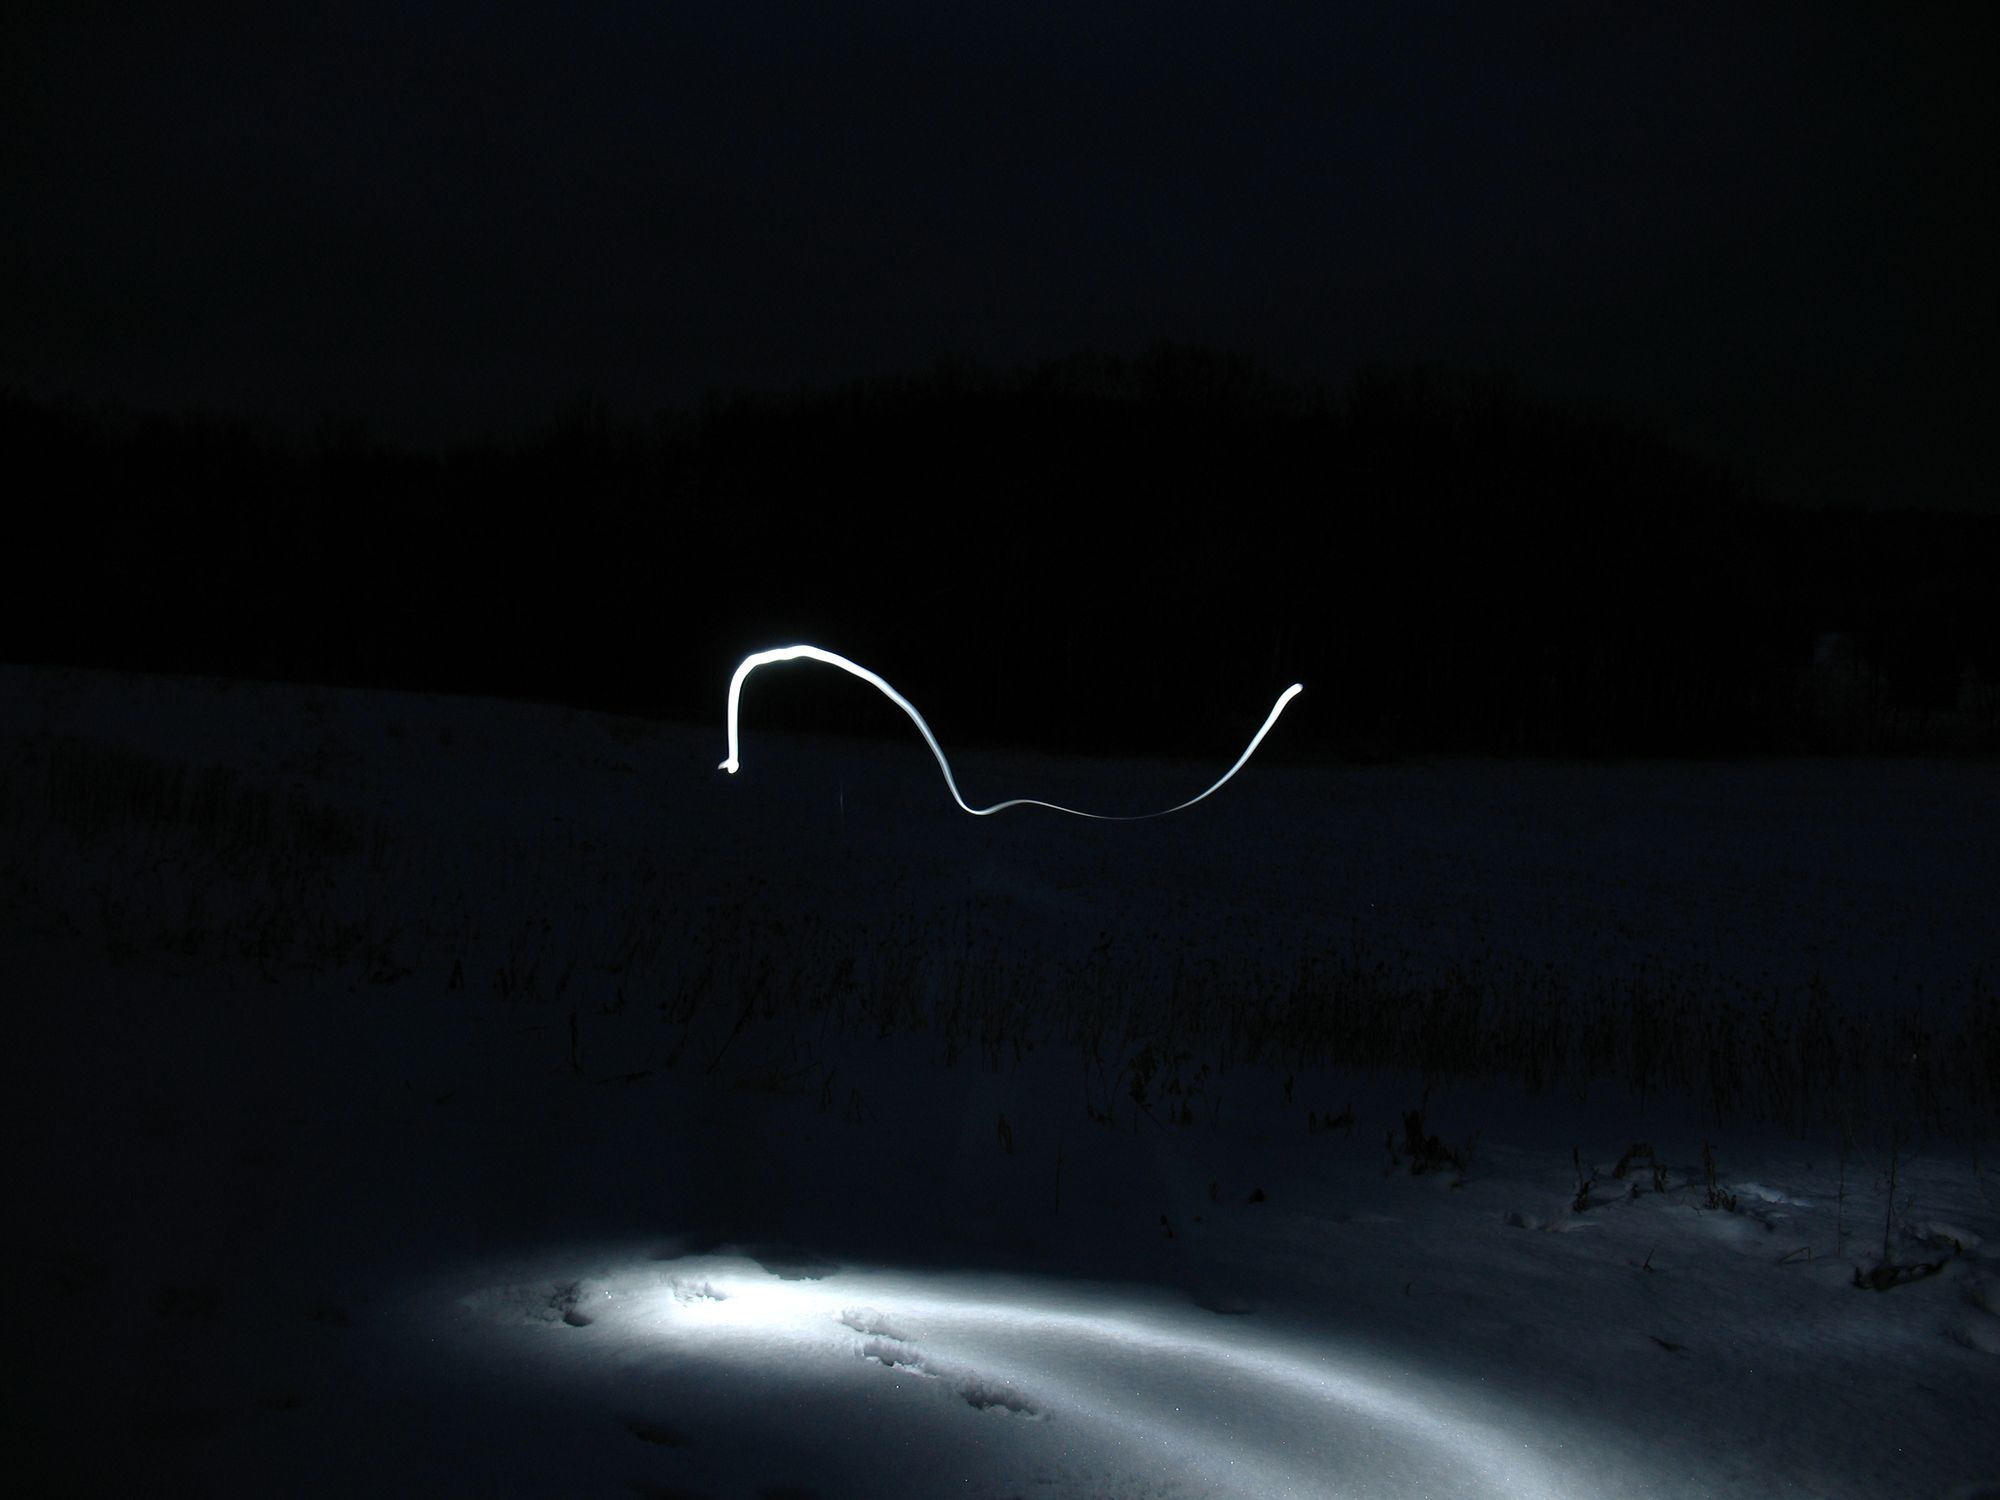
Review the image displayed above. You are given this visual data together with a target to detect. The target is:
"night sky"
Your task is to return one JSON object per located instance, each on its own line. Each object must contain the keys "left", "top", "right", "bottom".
{"left": 5, "top": 2, "right": 1994, "bottom": 513}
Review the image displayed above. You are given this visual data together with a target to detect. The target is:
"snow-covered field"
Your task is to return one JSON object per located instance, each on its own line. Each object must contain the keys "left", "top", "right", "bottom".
{"left": 5, "top": 664, "right": 1997, "bottom": 1499}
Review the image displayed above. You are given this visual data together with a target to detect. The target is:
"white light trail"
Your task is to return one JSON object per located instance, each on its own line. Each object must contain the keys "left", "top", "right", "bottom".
{"left": 718, "top": 644, "right": 1302, "bottom": 820}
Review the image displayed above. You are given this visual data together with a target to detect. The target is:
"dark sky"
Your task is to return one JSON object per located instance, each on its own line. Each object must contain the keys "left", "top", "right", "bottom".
{"left": 5, "top": 1, "right": 1994, "bottom": 510}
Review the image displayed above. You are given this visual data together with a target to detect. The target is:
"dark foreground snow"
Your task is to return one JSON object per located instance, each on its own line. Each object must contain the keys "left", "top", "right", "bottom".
{"left": 5, "top": 665, "right": 1997, "bottom": 1498}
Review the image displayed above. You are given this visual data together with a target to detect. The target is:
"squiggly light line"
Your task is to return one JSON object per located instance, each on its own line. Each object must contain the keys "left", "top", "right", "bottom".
{"left": 718, "top": 644, "right": 1301, "bottom": 819}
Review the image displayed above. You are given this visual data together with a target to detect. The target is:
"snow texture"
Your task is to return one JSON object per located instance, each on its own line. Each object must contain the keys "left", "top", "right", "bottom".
{"left": 4, "top": 664, "right": 1996, "bottom": 1498}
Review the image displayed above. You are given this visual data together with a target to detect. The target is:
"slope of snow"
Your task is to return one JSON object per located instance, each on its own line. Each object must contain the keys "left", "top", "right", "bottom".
{"left": 5, "top": 664, "right": 1996, "bottom": 1499}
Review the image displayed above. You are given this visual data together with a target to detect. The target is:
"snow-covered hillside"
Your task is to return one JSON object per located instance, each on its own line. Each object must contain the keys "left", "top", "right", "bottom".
{"left": 4, "top": 664, "right": 1996, "bottom": 1499}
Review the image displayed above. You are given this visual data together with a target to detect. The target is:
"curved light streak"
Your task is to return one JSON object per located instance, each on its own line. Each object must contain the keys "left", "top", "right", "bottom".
{"left": 718, "top": 644, "right": 1303, "bottom": 820}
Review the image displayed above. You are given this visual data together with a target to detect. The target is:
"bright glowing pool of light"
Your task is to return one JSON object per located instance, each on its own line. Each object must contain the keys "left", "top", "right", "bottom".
{"left": 462, "top": 1247, "right": 1588, "bottom": 1500}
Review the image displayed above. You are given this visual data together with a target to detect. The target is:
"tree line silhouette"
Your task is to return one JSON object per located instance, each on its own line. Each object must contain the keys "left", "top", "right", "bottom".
{"left": 6, "top": 346, "right": 1995, "bottom": 758}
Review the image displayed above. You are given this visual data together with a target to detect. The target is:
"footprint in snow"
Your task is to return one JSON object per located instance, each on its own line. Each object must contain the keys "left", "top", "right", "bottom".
{"left": 839, "top": 1306, "right": 913, "bottom": 1341}
{"left": 847, "top": 1318, "right": 1040, "bottom": 1417}
{"left": 463, "top": 1277, "right": 618, "bottom": 1327}
{"left": 666, "top": 1276, "right": 727, "bottom": 1305}
{"left": 859, "top": 1335, "right": 926, "bottom": 1372}
{"left": 551, "top": 1280, "right": 597, "bottom": 1326}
